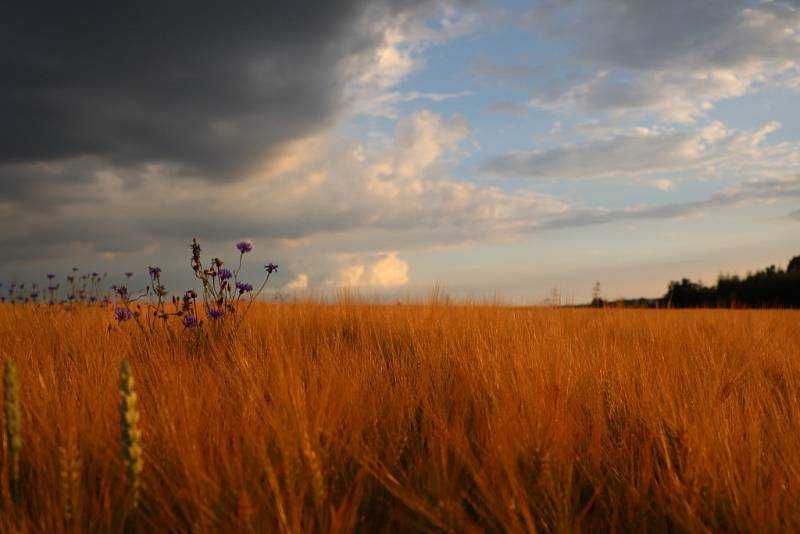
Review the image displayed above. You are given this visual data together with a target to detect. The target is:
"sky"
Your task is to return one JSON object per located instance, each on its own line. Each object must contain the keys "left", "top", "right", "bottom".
{"left": 1, "top": 0, "right": 798, "bottom": 303}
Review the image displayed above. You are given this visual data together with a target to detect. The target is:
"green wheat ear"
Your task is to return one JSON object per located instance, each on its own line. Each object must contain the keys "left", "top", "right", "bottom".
{"left": 119, "top": 359, "right": 143, "bottom": 509}
{"left": 4, "top": 358, "right": 22, "bottom": 508}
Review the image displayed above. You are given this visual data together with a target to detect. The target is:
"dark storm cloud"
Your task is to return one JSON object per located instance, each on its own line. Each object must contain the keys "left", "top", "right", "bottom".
{"left": 0, "top": 1, "right": 422, "bottom": 184}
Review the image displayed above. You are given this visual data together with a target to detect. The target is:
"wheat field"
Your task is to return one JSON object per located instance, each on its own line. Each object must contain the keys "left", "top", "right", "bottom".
{"left": 0, "top": 302, "right": 798, "bottom": 532}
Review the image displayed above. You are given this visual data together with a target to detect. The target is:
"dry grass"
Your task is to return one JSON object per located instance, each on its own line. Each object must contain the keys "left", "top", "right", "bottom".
{"left": 0, "top": 302, "right": 798, "bottom": 532}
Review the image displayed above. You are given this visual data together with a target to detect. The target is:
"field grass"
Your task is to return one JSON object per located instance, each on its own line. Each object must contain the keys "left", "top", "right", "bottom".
{"left": 0, "top": 302, "right": 798, "bottom": 532}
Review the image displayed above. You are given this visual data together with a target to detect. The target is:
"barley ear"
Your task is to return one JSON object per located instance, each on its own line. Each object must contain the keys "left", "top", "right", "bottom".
{"left": 59, "top": 438, "right": 81, "bottom": 526}
{"left": 119, "top": 359, "right": 143, "bottom": 510}
{"left": 300, "top": 427, "right": 326, "bottom": 519}
{"left": 4, "top": 359, "right": 22, "bottom": 509}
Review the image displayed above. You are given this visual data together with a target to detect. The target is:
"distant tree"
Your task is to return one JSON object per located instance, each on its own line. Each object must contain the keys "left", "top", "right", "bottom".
{"left": 788, "top": 255, "right": 800, "bottom": 273}
{"left": 591, "top": 281, "right": 603, "bottom": 307}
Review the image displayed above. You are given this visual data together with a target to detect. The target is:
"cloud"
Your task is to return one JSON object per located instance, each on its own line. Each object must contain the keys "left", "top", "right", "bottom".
{"left": 486, "top": 101, "right": 529, "bottom": 116}
{"left": 360, "top": 89, "right": 472, "bottom": 118}
{"left": 333, "top": 251, "right": 409, "bottom": 287}
{"left": 0, "top": 110, "right": 567, "bottom": 270}
{"left": 481, "top": 121, "right": 793, "bottom": 181}
{"left": 0, "top": 0, "right": 475, "bottom": 196}
{"left": 502, "top": 0, "right": 800, "bottom": 121}
{"left": 529, "top": 176, "right": 800, "bottom": 232}
{"left": 369, "top": 251, "right": 410, "bottom": 286}
{"left": 652, "top": 179, "right": 675, "bottom": 192}
{"left": 284, "top": 273, "right": 309, "bottom": 290}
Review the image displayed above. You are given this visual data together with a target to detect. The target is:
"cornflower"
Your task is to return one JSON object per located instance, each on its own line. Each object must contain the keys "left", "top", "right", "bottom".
{"left": 115, "top": 306, "right": 133, "bottom": 322}
{"left": 236, "top": 282, "right": 253, "bottom": 294}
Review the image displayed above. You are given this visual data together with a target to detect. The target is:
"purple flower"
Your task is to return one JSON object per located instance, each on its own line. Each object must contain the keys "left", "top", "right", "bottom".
{"left": 148, "top": 266, "right": 161, "bottom": 278}
{"left": 236, "top": 241, "right": 252, "bottom": 254}
{"left": 218, "top": 268, "right": 233, "bottom": 281}
{"left": 265, "top": 263, "right": 279, "bottom": 274}
{"left": 114, "top": 306, "right": 133, "bottom": 322}
{"left": 182, "top": 314, "right": 199, "bottom": 328}
{"left": 236, "top": 281, "right": 253, "bottom": 294}
{"left": 208, "top": 308, "right": 225, "bottom": 319}
{"left": 47, "top": 273, "right": 55, "bottom": 279}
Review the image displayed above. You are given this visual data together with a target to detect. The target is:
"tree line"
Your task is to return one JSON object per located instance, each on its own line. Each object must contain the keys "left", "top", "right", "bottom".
{"left": 663, "top": 254, "right": 800, "bottom": 308}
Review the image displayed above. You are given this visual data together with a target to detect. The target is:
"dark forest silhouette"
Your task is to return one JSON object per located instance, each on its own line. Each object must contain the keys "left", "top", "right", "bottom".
{"left": 662, "top": 254, "right": 800, "bottom": 308}
{"left": 591, "top": 254, "right": 800, "bottom": 308}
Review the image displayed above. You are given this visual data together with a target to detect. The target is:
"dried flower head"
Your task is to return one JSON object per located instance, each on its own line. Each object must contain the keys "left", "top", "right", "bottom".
{"left": 265, "top": 263, "right": 279, "bottom": 274}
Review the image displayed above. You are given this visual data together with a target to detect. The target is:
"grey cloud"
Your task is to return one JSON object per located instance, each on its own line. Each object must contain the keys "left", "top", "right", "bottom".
{"left": 495, "top": 0, "right": 800, "bottom": 119}
{"left": 480, "top": 122, "right": 779, "bottom": 180}
{"left": 526, "top": 0, "right": 799, "bottom": 71}
{"left": 0, "top": 1, "right": 427, "bottom": 185}
{"left": 486, "top": 101, "right": 528, "bottom": 116}
{"left": 530, "top": 177, "right": 800, "bottom": 232}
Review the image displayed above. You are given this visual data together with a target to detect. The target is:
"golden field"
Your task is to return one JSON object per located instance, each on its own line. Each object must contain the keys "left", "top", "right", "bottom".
{"left": 0, "top": 302, "right": 798, "bottom": 533}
